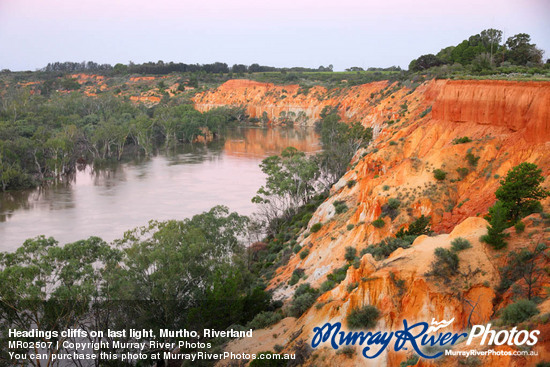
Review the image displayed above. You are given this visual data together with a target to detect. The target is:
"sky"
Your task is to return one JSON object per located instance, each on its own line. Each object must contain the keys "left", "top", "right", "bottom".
{"left": 0, "top": 0, "right": 549, "bottom": 71}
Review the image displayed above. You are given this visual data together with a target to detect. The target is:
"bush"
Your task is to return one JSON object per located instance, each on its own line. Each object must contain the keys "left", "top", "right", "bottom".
{"left": 327, "top": 264, "right": 349, "bottom": 284}
{"left": 450, "top": 237, "right": 472, "bottom": 252}
{"left": 336, "top": 346, "right": 356, "bottom": 358}
{"left": 333, "top": 200, "right": 348, "bottom": 214}
{"left": 292, "top": 244, "right": 302, "bottom": 254}
{"left": 456, "top": 167, "right": 469, "bottom": 178}
{"left": 481, "top": 201, "right": 509, "bottom": 250}
{"left": 466, "top": 152, "right": 480, "bottom": 167}
{"left": 347, "top": 305, "right": 380, "bottom": 329}
{"left": 514, "top": 221, "right": 525, "bottom": 233}
{"left": 344, "top": 246, "right": 357, "bottom": 262}
{"left": 382, "top": 185, "right": 390, "bottom": 191}
{"left": 426, "top": 248, "right": 459, "bottom": 283}
{"left": 299, "top": 248, "right": 310, "bottom": 259}
{"left": 419, "top": 106, "right": 432, "bottom": 118}
{"left": 433, "top": 169, "right": 447, "bottom": 181}
{"left": 396, "top": 215, "right": 431, "bottom": 239}
{"left": 362, "top": 237, "right": 411, "bottom": 260}
{"left": 400, "top": 355, "right": 419, "bottom": 367}
{"left": 320, "top": 280, "right": 336, "bottom": 292}
{"left": 500, "top": 299, "right": 539, "bottom": 324}
{"left": 389, "top": 141, "right": 398, "bottom": 146}
{"left": 346, "top": 224, "right": 354, "bottom": 231}
{"left": 347, "top": 180, "right": 356, "bottom": 188}
{"left": 372, "top": 218, "right": 385, "bottom": 228}
{"left": 453, "top": 136, "right": 472, "bottom": 144}
{"left": 289, "top": 284, "right": 319, "bottom": 317}
{"left": 347, "top": 282, "right": 359, "bottom": 292}
{"left": 381, "top": 198, "right": 401, "bottom": 220}
{"left": 311, "top": 223, "right": 322, "bottom": 233}
{"left": 387, "top": 198, "right": 401, "bottom": 210}
{"left": 289, "top": 268, "right": 305, "bottom": 285}
{"left": 247, "top": 311, "right": 283, "bottom": 329}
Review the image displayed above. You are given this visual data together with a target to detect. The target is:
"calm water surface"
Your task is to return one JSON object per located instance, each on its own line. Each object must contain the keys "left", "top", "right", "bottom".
{"left": 0, "top": 127, "right": 319, "bottom": 252}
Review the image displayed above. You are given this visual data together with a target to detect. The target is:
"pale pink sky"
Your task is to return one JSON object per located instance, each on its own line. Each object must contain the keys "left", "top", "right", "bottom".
{"left": 0, "top": 0, "right": 548, "bottom": 71}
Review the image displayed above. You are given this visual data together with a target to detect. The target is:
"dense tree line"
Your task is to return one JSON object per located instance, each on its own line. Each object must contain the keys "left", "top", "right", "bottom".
{"left": 409, "top": 29, "right": 546, "bottom": 72}
{"left": 0, "top": 206, "right": 276, "bottom": 367}
{"left": 38, "top": 61, "right": 335, "bottom": 76}
{"left": 0, "top": 90, "right": 245, "bottom": 191}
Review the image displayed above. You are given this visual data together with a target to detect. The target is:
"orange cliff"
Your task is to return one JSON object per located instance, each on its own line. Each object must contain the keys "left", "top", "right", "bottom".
{"left": 202, "top": 79, "right": 550, "bottom": 367}
{"left": 193, "top": 79, "right": 392, "bottom": 125}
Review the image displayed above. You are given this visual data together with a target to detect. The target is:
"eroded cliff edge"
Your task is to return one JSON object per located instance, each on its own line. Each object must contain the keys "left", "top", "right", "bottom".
{"left": 195, "top": 79, "right": 550, "bottom": 366}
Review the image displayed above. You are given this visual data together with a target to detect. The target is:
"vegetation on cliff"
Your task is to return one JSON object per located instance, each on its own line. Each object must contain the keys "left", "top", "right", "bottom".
{"left": 409, "top": 29, "right": 549, "bottom": 79}
{"left": 482, "top": 163, "right": 548, "bottom": 249}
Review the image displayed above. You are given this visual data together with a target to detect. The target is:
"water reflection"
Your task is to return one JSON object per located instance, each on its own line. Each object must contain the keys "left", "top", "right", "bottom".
{"left": 0, "top": 126, "right": 319, "bottom": 252}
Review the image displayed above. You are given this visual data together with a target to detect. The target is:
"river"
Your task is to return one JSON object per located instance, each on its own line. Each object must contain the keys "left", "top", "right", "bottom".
{"left": 0, "top": 126, "right": 320, "bottom": 252}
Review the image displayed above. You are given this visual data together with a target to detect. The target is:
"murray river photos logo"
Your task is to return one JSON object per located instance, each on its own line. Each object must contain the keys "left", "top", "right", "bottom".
{"left": 311, "top": 318, "right": 540, "bottom": 359}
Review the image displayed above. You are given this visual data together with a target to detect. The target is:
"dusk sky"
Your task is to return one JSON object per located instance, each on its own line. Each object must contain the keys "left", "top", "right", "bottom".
{"left": 1, "top": 0, "right": 549, "bottom": 71}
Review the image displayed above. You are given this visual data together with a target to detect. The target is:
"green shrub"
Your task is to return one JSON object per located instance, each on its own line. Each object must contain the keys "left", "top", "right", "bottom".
{"left": 456, "top": 167, "right": 469, "bottom": 178}
{"left": 347, "top": 224, "right": 354, "bottom": 231}
{"left": 419, "top": 106, "right": 432, "bottom": 118}
{"left": 389, "top": 141, "right": 398, "bottom": 146}
{"left": 334, "top": 200, "right": 348, "bottom": 214}
{"left": 300, "top": 248, "right": 310, "bottom": 259}
{"left": 536, "top": 362, "right": 550, "bottom": 367}
{"left": 433, "top": 169, "right": 447, "bottom": 181}
{"left": 500, "top": 299, "right": 539, "bottom": 324}
{"left": 387, "top": 198, "right": 401, "bottom": 210}
{"left": 347, "top": 282, "right": 359, "bottom": 292}
{"left": 347, "top": 305, "right": 380, "bottom": 329}
{"left": 426, "top": 248, "right": 459, "bottom": 283}
{"left": 396, "top": 215, "right": 431, "bottom": 239}
{"left": 372, "top": 218, "right": 385, "bottom": 228}
{"left": 381, "top": 198, "right": 401, "bottom": 220}
{"left": 289, "top": 268, "right": 305, "bottom": 285}
{"left": 320, "top": 280, "right": 336, "bottom": 292}
{"left": 450, "top": 237, "right": 472, "bottom": 252}
{"left": 336, "top": 346, "right": 356, "bottom": 358}
{"left": 390, "top": 272, "right": 406, "bottom": 297}
{"left": 453, "top": 136, "right": 472, "bottom": 144}
{"left": 515, "top": 221, "right": 526, "bottom": 233}
{"left": 481, "top": 201, "right": 509, "bottom": 250}
{"left": 311, "top": 223, "right": 322, "bottom": 233}
{"left": 247, "top": 311, "right": 283, "bottom": 329}
{"left": 326, "top": 264, "right": 349, "bottom": 284}
{"left": 495, "top": 162, "right": 549, "bottom": 222}
{"left": 466, "top": 152, "right": 480, "bottom": 167}
{"left": 344, "top": 246, "right": 357, "bottom": 262}
{"left": 382, "top": 185, "right": 390, "bottom": 191}
{"left": 292, "top": 244, "right": 302, "bottom": 254}
{"left": 289, "top": 284, "right": 319, "bottom": 317}
{"left": 362, "top": 237, "right": 411, "bottom": 260}
{"left": 347, "top": 180, "right": 356, "bottom": 188}
{"left": 400, "top": 355, "right": 419, "bottom": 367}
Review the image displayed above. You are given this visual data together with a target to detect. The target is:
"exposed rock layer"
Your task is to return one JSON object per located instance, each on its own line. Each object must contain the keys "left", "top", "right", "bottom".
{"left": 197, "top": 79, "right": 550, "bottom": 367}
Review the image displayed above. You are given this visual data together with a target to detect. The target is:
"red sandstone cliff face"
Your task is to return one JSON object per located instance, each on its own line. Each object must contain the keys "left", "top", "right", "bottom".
{"left": 193, "top": 79, "right": 393, "bottom": 126}
{"left": 202, "top": 79, "right": 550, "bottom": 367}
{"left": 429, "top": 80, "right": 550, "bottom": 145}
